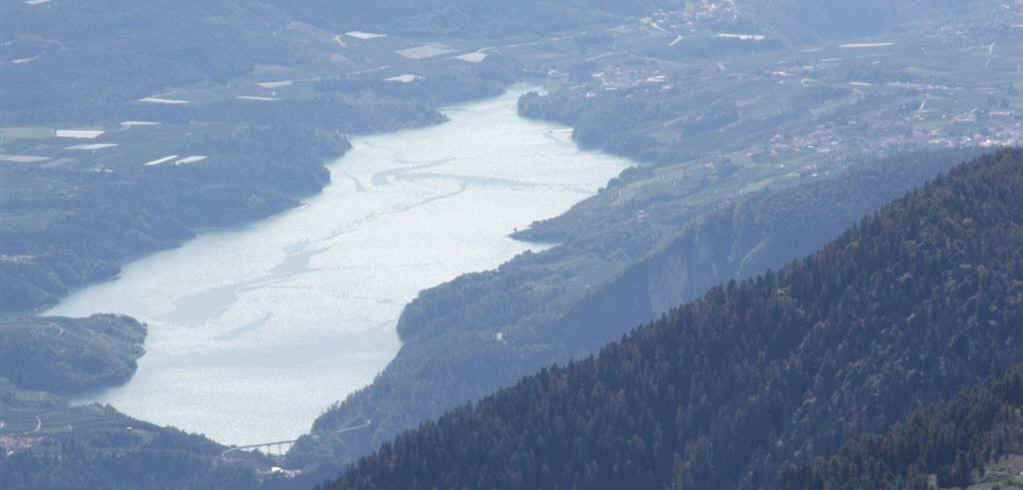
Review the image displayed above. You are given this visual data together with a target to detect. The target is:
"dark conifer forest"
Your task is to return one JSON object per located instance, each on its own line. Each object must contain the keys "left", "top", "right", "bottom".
{"left": 322, "top": 149, "right": 1023, "bottom": 490}
{"left": 785, "top": 364, "right": 1023, "bottom": 489}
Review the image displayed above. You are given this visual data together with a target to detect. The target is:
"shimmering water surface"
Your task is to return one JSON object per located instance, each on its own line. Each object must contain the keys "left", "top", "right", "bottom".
{"left": 47, "top": 87, "right": 630, "bottom": 445}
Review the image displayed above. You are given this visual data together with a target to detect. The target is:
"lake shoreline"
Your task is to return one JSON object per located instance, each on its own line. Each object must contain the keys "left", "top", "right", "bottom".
{"left": 45, "top": 86, "right": 631, "bottom": 445}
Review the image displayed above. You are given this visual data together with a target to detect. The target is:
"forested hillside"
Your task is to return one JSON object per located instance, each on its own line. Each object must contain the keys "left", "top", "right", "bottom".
{"left": 784, "top": 365, "right": 1023, "bottom": 489}
{"left": 280, "top": 0, "right": 967, "bottom": 41}
{"left": 278, "top": 0, "right": 667, "bottom": 37}
{"left": 747, "top": 0, "right": 967, "bottom": 40}
{"left": 547, "top": 150, "right": 983, "bottom": 351}
{"left": 0, "top": 0, "right": 497, "bottom": 313}
{"left": 0, "top": 413, "right": 266, "bottom": 490}
{"left": 0, "top": 315, "right": 145, "bottom": 394}
{"left": 295, "top": 149, "right": 977, "bottom": 470}
{"left": 322, "top": 149, "right": 1023, "bottom": 490}
{"left": 0, "top": 126, "right": 348, "bottom": 312}
{"left": 296, "top": 0, "right": 1023, "bottom": 472}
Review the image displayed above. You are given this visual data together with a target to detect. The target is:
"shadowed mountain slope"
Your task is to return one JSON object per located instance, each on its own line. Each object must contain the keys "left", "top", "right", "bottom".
{"left": 784, "top": 364, "right": 1023, "bottom": 490}
{"left": 322, "top": 149, "right": 1023, "bottom": 490}
{"left": 297, "top": 150, "right": 978, "bottom": 471}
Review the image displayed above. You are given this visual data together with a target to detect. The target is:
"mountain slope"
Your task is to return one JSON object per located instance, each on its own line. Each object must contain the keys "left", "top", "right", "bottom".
{"left": 0, "top": 0, "right": 297, "bottom": 123}
{"left": 0, "top": 315, "right": 145, "bottom": 394}
{"left": 784, "top": 364, "right": 1023, "bottom": 490}
{"left": 296, "top": 150, "right": 977, "bottom": 470}
{"left": 322, "top": 149, "right": 1023, "bottom": 490}
{"left": 278, "top": 0, "right": 667, "bottom": 37}
{"left": 280, "top": 0, "right": 973, "bottom": 41}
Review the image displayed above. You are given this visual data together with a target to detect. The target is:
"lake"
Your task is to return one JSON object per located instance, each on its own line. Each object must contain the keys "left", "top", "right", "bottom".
{"left": 46, "top": 86, "right": 631, "bottom": 445}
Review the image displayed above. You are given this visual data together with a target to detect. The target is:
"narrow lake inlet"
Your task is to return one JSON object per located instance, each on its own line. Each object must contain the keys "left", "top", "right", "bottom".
{"left": 46, "top": 86, "right": 631, "bottom": 445}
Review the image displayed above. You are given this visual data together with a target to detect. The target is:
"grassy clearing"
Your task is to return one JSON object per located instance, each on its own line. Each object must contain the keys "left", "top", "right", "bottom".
{"left": 142, "top": 155, "right": 178, "bottom": 167}
{"left": 715, "top": 33, "right": 766, "bottom": 41}
{"left": 840, "top": 42, "right": 895, "bottom": 48}
{"left": 0, "top": 155, "right": 49, "bottom": 164}
{"left": 396, "top": 43, "right": 455, "bottom": 59}
{"left": 120, "top": 121, "right": 161, "bottom": 127}
{"left": 64, "top": 143, "right": 116, "bottom": 151}
{"left": 175, "top": 155, "right": 207, "bottom": 165}
{"left": 384, "top": 74, "right": 421, "bottom": 83}
{"left": 55, "top": 129, "right": 104, "bottom": 139}
{"left": 139, "top": 97, "right": 188, "bottom": 104}
{"left": 345, "top": 31, "right": 386, "bottom": 40}
{"left": 0, "top": 127, "right": 54, "bottom": 140}
{"left": 453, "top": 52, "right": 488, "bottom": 63}
{"left": 257, "top": 80, "right": 292, "bottom": 89}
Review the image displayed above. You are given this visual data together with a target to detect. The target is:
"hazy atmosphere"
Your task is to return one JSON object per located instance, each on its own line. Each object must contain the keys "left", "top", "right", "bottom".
{"left": 4, "top": 1, "right": 1023, "bottom": 489}
{"left": 46, "top": 88, "right": 627, "bottom": 444}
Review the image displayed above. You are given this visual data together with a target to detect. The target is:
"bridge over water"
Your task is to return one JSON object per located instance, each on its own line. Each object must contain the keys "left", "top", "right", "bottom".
{"left": 220, "top": 419, "right": 372, "bottom": 459}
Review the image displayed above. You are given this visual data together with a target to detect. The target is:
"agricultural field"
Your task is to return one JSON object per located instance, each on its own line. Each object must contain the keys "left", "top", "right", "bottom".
{"left": 0, "top": 0, "right": 534, "bottom": 314}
